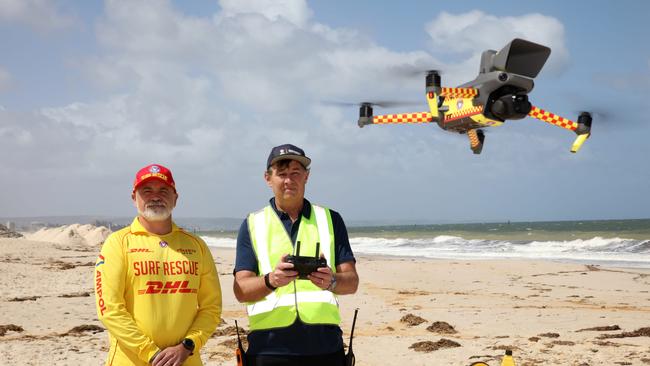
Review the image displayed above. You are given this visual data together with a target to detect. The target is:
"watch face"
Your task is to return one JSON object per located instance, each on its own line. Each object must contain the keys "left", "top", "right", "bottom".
{"left": 182, "top": 338, "right": 195, "bottom": 350}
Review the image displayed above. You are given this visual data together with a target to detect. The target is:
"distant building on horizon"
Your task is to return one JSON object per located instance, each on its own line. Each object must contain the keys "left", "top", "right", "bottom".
{"left": 93, "top": 220, "right": 126, "bottom": 232}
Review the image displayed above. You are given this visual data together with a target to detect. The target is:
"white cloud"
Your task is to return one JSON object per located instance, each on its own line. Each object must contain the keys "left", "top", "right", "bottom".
{"left": 0, "top": 0, "right": 75, "bottom": 31}
{"left": 0, "top": 124, "right": 32, "bottom": 145}
{"left": 425, "top": 11, "right": 569, "bottom": 76}
{"left": 0, "top": 109, "right": 85, "bottom": 170}
{"left": 89, "top": 0, "right": 441, "bottom": 112}
{"left": 217, "top": 0, "right": 312, "bottom": 27}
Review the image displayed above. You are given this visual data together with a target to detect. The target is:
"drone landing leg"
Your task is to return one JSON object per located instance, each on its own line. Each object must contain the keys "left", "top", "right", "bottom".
{"left": 467, "top": 129, "right": 485, "bottom": 154}
{"left": 528, "top": 106, "right": 592, "bottom": 153}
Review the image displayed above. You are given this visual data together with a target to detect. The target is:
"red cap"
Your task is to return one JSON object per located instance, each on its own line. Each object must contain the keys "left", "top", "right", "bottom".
{"left": 133, "top": 164, "right": 176, "bottom": 191}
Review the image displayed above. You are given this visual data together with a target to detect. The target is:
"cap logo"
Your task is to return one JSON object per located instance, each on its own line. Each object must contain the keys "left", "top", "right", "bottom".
{"left": 139, "top": 172, "right": 169, "bottom": 182}
{"left": 280, "top": 148, "right": 301, "bottom": 155}
{"left": 149, "top": 165, "right": 160, "bottom": 173}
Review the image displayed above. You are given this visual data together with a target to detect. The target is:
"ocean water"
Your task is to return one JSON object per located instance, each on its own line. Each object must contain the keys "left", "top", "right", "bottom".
{"left": 199, "top": 219, "right": 650, "bottom": 268}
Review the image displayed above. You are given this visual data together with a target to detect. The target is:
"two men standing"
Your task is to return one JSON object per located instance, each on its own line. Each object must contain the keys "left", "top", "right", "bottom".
{"left": 95, "top": 144, "right": 358, "bottom": 366}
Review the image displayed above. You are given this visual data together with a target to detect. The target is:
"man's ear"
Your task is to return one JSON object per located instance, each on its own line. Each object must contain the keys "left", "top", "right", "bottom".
{"left": 264, "top": 170, "right": 272, "bottom": 187}
{"left": 131, "top": 191, "right": 136, "bottom": 205}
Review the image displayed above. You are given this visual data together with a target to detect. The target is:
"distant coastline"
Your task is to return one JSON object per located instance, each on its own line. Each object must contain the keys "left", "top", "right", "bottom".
{"left": 2, "top": 216, "right": 649, "bottom": 235}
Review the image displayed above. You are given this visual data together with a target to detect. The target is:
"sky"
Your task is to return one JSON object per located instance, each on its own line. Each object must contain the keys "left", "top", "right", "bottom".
{"left": 1, "top": 0, "right": 649, "bottom": 223}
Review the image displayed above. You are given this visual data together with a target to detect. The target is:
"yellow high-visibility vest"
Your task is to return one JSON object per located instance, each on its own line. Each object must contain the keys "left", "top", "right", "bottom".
{"left": 247, "top": 204, "right": 340, "bottom": 331}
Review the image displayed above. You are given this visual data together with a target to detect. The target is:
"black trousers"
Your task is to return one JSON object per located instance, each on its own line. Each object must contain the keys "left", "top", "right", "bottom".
{"left": 247, "top": 349, "right": 346, "bottom": 366}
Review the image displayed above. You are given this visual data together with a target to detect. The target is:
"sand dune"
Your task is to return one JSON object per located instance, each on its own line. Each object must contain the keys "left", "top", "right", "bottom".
{"left": 23, "top": 224, "right": 111, "bottom": 247}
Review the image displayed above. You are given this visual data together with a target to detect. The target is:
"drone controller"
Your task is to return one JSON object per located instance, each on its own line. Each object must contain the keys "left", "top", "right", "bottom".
{"left": 285, "top": 241, "right": 327, "bottom": 279}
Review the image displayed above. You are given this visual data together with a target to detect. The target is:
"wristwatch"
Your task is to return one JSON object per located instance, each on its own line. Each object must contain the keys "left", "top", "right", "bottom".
{"left": 181, "top": 338, "right": 195, "bottom": 355}
{"left": 327, "top": 275, "right": 337, "bottom": 291}
{"left": 264, "top": 273, "right": 277, "bottom": 290}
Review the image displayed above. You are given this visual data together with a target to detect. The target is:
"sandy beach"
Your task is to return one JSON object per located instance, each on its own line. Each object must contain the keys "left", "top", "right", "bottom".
{"left": 1, "top": 235, "right": 650, "bottom": 365}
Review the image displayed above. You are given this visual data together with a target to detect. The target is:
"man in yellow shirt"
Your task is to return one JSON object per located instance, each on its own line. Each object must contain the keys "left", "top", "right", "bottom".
{"left": 95, "top": 164, "right": 222, "bottom": 366}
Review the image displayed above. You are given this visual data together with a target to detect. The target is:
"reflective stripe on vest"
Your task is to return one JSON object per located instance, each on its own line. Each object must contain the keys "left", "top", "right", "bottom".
{"left": 246, "top": 204, "right": 340, "bottom": 331}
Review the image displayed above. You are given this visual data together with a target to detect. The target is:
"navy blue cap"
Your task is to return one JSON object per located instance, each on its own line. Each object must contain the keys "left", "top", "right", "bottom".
{"left": 267, "top": 144, "right": 311, "bottom": 169}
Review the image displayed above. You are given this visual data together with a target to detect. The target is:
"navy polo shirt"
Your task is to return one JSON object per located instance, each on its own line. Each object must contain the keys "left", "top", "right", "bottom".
{"left": 234, "top": 198, "right": 356, "bottom": 356}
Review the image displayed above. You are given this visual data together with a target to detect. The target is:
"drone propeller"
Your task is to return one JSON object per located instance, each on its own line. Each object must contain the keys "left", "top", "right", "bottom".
{"left": 321, "top": 100, "right": 421, "bottom": 108}
{"left": 575, "top": 109, "right": 612, "bottom": 123}
{"left": 387, "top": 65, "right": 444, "bottom": 79}
{"left": 561, "top": 93, "right": 615, "bottom": 125}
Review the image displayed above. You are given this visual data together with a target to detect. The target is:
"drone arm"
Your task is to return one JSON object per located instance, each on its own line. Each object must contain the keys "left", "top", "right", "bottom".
{"left": 528, "top": 106, "right": 592, "bottom": 153}
{"left": 528, "top": 106, "right": 578, "bottom": 132}
{"left": 372, "top": 112, "right": 434, "bottom": 125}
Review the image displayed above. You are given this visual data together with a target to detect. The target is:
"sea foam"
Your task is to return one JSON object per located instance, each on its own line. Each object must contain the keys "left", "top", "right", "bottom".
{"left": 200, "top": 234, "right": 650, "bottom": 268}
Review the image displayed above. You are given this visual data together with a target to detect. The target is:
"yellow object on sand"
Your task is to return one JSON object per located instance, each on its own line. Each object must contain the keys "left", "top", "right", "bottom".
{"left": 500, "top": 350, "right": 516, "bottom": 366}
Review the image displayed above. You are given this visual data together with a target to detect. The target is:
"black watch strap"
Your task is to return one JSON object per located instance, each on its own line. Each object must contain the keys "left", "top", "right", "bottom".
{"left": 264, "top": 273, "right": 277, "bottom": 290}
{"left": 181, "top": 338, "right": 195, "bottom": 355}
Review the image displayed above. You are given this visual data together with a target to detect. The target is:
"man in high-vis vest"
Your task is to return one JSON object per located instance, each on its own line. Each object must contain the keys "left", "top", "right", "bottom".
{"left": 95, "top": 164, "right": 222, "bottom": 366}
{"left": 234, "top": 144, "right": 359, "bottom": 366}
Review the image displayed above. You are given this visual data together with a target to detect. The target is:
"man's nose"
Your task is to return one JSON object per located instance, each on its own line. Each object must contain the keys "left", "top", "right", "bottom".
{"left": 148, "top": 193, "right": 164, "bottom": 200}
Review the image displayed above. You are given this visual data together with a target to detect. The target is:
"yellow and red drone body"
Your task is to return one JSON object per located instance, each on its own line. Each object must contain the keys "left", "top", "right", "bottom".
{"left": 357, "top": 38, "right": 593, "bottom": 154}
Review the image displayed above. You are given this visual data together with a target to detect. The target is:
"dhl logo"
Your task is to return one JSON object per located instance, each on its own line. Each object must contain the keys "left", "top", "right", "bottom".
{"left": 137, "top": 280, "right": 197, "bottom": 295}
{"left": 129, "top": 248, "right": 153, "bottom": 253}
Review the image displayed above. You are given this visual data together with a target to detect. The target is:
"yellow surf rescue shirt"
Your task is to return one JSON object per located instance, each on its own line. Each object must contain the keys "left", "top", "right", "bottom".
{"left": 95, "top": 218, "right": 222, "bottom": 366}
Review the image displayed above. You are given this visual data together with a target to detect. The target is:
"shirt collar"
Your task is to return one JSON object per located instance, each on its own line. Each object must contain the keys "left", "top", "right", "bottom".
{"left": 130, "top": 217, "right": 180, "bottom": 235}
{"left": 269, "top": 197, "right": 312, "bottom": 220}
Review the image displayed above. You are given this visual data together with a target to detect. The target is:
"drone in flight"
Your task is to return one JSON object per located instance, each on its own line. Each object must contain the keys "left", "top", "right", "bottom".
{"left": 354, "top": 38, "right": 593, "bottom": 154}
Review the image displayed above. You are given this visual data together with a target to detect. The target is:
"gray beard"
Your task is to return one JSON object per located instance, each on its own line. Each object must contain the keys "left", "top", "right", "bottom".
{"left": 139, "top": 206, "right": 172, "bottom": 222}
